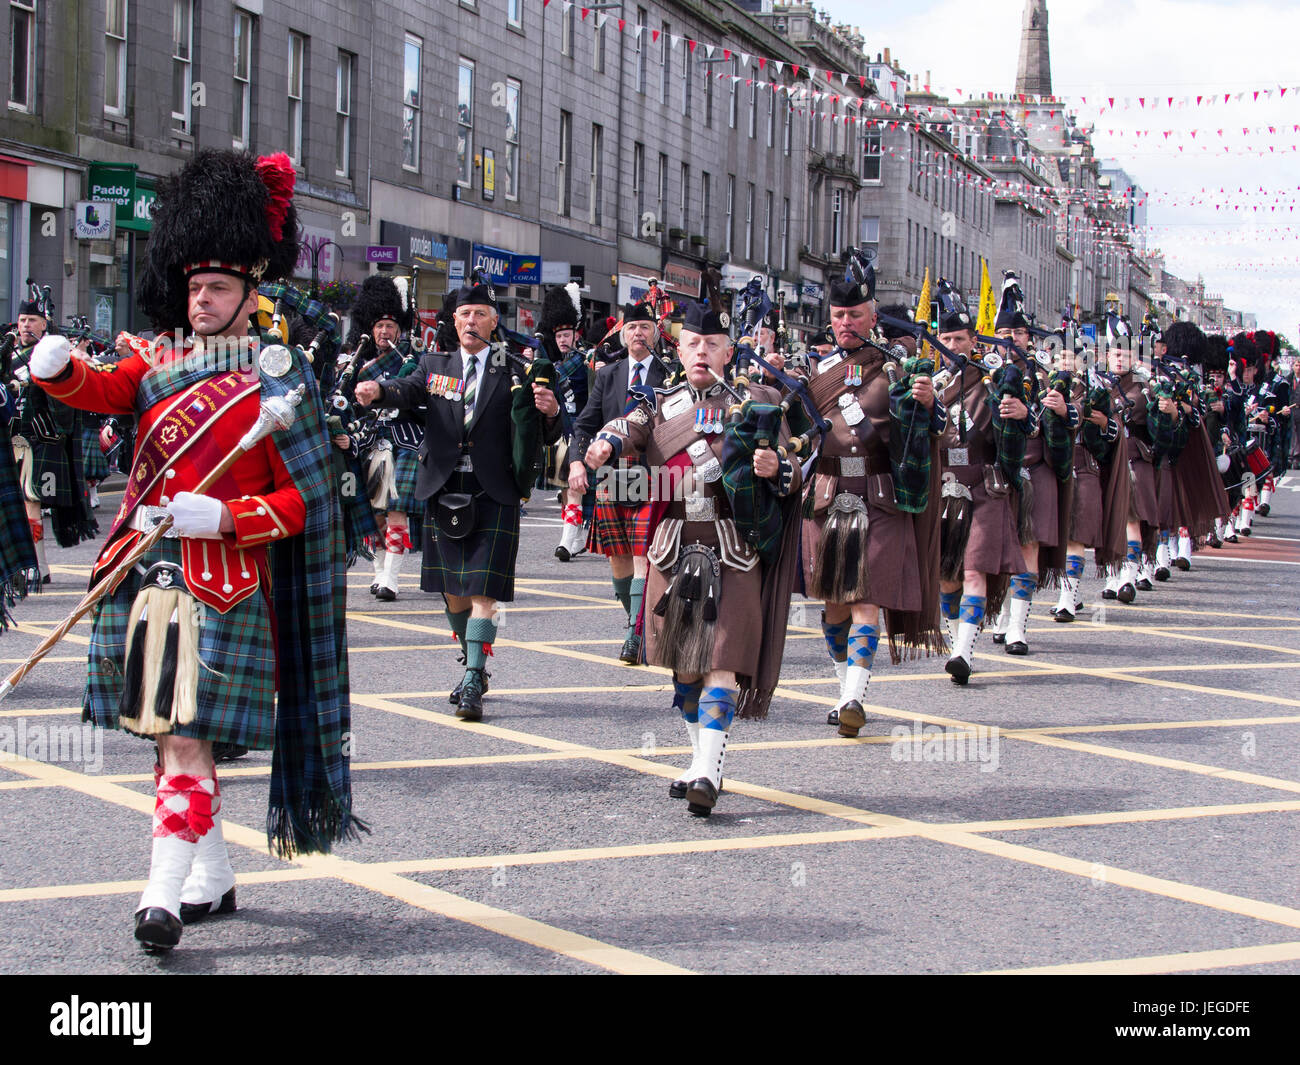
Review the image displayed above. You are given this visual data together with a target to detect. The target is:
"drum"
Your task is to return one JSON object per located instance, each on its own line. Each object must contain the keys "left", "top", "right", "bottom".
{"left": 1244, "top": 441, "right": 1272, "bottom": 478}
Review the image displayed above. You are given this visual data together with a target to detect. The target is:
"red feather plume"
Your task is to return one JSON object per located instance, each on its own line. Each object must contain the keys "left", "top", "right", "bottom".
{"left": 255, "top": 152, "right": 296, "bottom": 241}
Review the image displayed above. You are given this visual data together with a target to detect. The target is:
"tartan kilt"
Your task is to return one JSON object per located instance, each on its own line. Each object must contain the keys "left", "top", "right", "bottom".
{"left": 420, "top": 471, "right": 521, "bottom": 601}
{"left": 587, "top": 501, "right": 651, "bottom": 556}
{"left": 390, "top": 445, "right": 424, "bottom": 518}
{"left": 81, "top": 424, "right": 111, "bottom": 482}
{"left": 84, "top": 537, "right": 278, "bottom": 748}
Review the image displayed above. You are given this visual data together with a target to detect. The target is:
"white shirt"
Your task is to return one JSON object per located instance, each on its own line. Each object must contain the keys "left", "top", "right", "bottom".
{"left": 627, "top": 356, "right": 653, "bottom": 391}
{"left": 460, "top": 345, "right": 485, "bottom": 382}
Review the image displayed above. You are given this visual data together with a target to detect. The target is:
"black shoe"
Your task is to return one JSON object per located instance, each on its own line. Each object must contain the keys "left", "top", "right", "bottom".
{"left": 1208, "top": 533, "right": 1223, "bottom": 549}
{"left": 449, "top": 664, "right": 489, "bottom": 707}
{"left": 369, "top": 582, "right": 379, "bottom": 595}
{"left": 374, "top": 585, "right": 396, "bottom": 601}
{"left": 1225, "top": 533, "right": 1239, "bottom": 543}
{"left": 1241, "top": 527, "right": 1252, "bottom": 537}
{"left": 555, "top": 545, "right": 571, "bottom": 561}
{"left": 1117, "top": 582, "right": 1137, "bottom": 603}
{"left": 619, "top": 631, "right": 642, "bottom": 665}
{"left": 41, "top": 574, "right": 51, "bottom": 585}
{"left": 1006, "top": 640, "right": 1028, "bottom": 655}
{"left": 1055, "top": 607, "right": 1075, "bottom": 623}
{"left": 685, "top": 777, "right": 719, "bottom": 816}
{"left": 1101, "top": 588, "right": 1118, "bottom": 600}
{"left": 945, "top": 655, "right": 971, "bottom": 685}
{"left": 212, "top": 742, "right": 248, "bottom": 763}
{"left": 1257, "top": 503, "right": 1271, "bottom": 517}
{"left": 826, "top": 707, "right": 841, "bottom": 727}
{"left": 1136, "top": 577, "right": 1154, "bottom": 591}
{"left": 1174, "top": 557, "right": 1191, "bottom": 571}
{"left": 134, "top": 907, "right": 183, "bottom": 953}
{"left": 455, "top": 668, "right": 487, "bottom": 721}
{"left": 671, "top": 776, "right": 721, "bottom": 799}
{"left": 837, "top": 700, "right": 867, "bottom": 738}
{"left": 1155, "top": 566, "right": 1170, "bottom": 581}
{"left": 991, "top": 631, "right": 1006, "bottom": 645}
{"left": 180, "top": 887, "right": 236, "bottom": 925}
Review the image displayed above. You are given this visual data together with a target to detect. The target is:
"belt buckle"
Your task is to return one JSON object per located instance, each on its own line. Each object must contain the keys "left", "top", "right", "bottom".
{"left": 454, "top": 454, "right": 474, "bottom": 473}
{"left": 947, "top": 447, "right": 969, "bottom": 467}
{"left": 840, "top": 456, "right": 866, "bottom": 478}
{"left": 684, "top": 495, "right": 716, "bottom": 522}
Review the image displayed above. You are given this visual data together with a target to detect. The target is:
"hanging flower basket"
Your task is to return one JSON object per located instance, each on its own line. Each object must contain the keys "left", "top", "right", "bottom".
{"left": 317, "top": 279, "right": 359, "bottom": 312}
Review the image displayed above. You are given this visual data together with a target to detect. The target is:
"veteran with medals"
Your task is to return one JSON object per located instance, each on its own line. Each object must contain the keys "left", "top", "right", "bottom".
{"left": 355, "top": 275, "right": 562, "bottom": 721}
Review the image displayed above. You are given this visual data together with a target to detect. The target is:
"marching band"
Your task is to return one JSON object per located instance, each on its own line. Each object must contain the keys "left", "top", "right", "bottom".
{"left": 1, "top": 150, "right": 1293, "bottom": 954}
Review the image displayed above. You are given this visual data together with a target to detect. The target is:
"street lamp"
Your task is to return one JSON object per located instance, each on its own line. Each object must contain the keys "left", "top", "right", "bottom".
{"left": 309, "top": 240, "right": 343, "bottom": 298}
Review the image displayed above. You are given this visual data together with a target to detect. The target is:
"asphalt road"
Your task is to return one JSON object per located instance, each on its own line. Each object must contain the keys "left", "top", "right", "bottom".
{"left": 1, "top": 473, "right": 1298, "bottom": 975}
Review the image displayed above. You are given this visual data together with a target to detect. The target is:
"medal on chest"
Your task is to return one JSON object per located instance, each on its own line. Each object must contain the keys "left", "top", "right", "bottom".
{"left": 694, "top": 405, "right": 724, "bottom": 434}
{"left": 838, "top": 392, "right": 865, "bottom": 427}
{"left": 427, "top": 372, "right": 464, "bottom": 400}
{"left": 843, "top": 364, "right": 863, "bottom": 388}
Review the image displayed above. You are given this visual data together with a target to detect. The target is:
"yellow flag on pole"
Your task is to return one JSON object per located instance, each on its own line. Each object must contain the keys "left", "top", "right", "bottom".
{"left": 914, "top": 267, "right": 935, "bottom": 369}
{"left": 975, "top": 258, "right": 998, "bottom": 336}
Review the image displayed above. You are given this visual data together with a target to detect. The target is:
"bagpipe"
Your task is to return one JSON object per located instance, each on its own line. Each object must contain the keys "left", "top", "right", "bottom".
{"left": 835, "top": 322, "right": 944, "bottom": 514}
{"left": 0, "top": 326, "right": 20, "bottom": 383}
{"left": 876, "top": 316, "right": 999, "bottom": 581}
{"left": 326, "top": 334, "right": 388, "bottom": 450}
{"left": 703, "top": 347, "right": 825, "bottom": 565}
{"left": 1073, "top": 353, "right": 1119, "bottom": 464}
{"left": 64, "top": 315, "right": 112, "bottom": 357}
{"left": 1141, "top": 357, "right": 1189, "bottom": 463}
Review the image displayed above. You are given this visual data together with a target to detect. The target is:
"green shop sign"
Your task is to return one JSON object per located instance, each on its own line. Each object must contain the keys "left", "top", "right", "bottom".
{"left": 88, "top": 163, "right": 156, "bottom": 233}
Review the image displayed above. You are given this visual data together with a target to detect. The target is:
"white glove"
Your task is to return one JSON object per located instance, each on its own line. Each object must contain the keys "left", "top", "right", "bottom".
{"left": 166, "top": 492, "right": 225, "bottom": 537}
{"left": 29, "top": 335, "right": 71, "bottom": 379}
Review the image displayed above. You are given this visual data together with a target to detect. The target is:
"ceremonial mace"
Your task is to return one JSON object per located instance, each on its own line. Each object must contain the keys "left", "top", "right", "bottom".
{"left": 0, "top": 384, "right": 307, "bottom": 701}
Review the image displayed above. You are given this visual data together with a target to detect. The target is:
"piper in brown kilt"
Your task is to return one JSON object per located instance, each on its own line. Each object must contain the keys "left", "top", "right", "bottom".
{"left": 1104, "top": 318, "right": 1161, "bottom": 604}
{"left": 987, "top": 274, "right": 1072, "bottom": 656}
{"left": 1051, "top": 333, "right": 1130, "bottom": 622}
{"left": 355, "top": 276, "right": 563, "bottom": 720}
{"left": 583, "top": 302, "right": 806, "bottom": 816}
{"left": 800, "top": 258, "right": 944, "bottom": 737}
{"left": 568, "top": 303, "right": 670, "bottom": 663}
{"left": 1160, "top": 323, "right": 1232, "bottom": 570}
{"left": 935, "top": 283, "right": 1030, "bottom": 685}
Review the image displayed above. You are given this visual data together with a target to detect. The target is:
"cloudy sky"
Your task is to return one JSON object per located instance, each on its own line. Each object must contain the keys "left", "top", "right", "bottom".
{"left": 818, "top": 0, "right": 1300, "bottom": 335}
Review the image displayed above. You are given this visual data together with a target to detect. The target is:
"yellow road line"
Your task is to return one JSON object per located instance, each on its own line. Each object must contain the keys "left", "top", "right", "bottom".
{"left": 766, "top": 685, "right": 1300, "bottom": 794}
{"left": 0, "top": 706, "right": 83, "bottom": 718}
{"left": 351, "top": 695, "right": 1300, "bottom": 936}
{"left": 0, "top": 753, "right": 691, "bottom": 975}
{"left": 9, "top": 798, "right": 1300, "bottom": 904}
{"left": 953, "top": 798, "right": 1300, "bottom": 833}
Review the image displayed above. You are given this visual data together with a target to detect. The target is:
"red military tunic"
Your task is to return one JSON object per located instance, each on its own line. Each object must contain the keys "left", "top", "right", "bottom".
{"left": 37, "top": 342, "right": 304, "bottom": 613}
